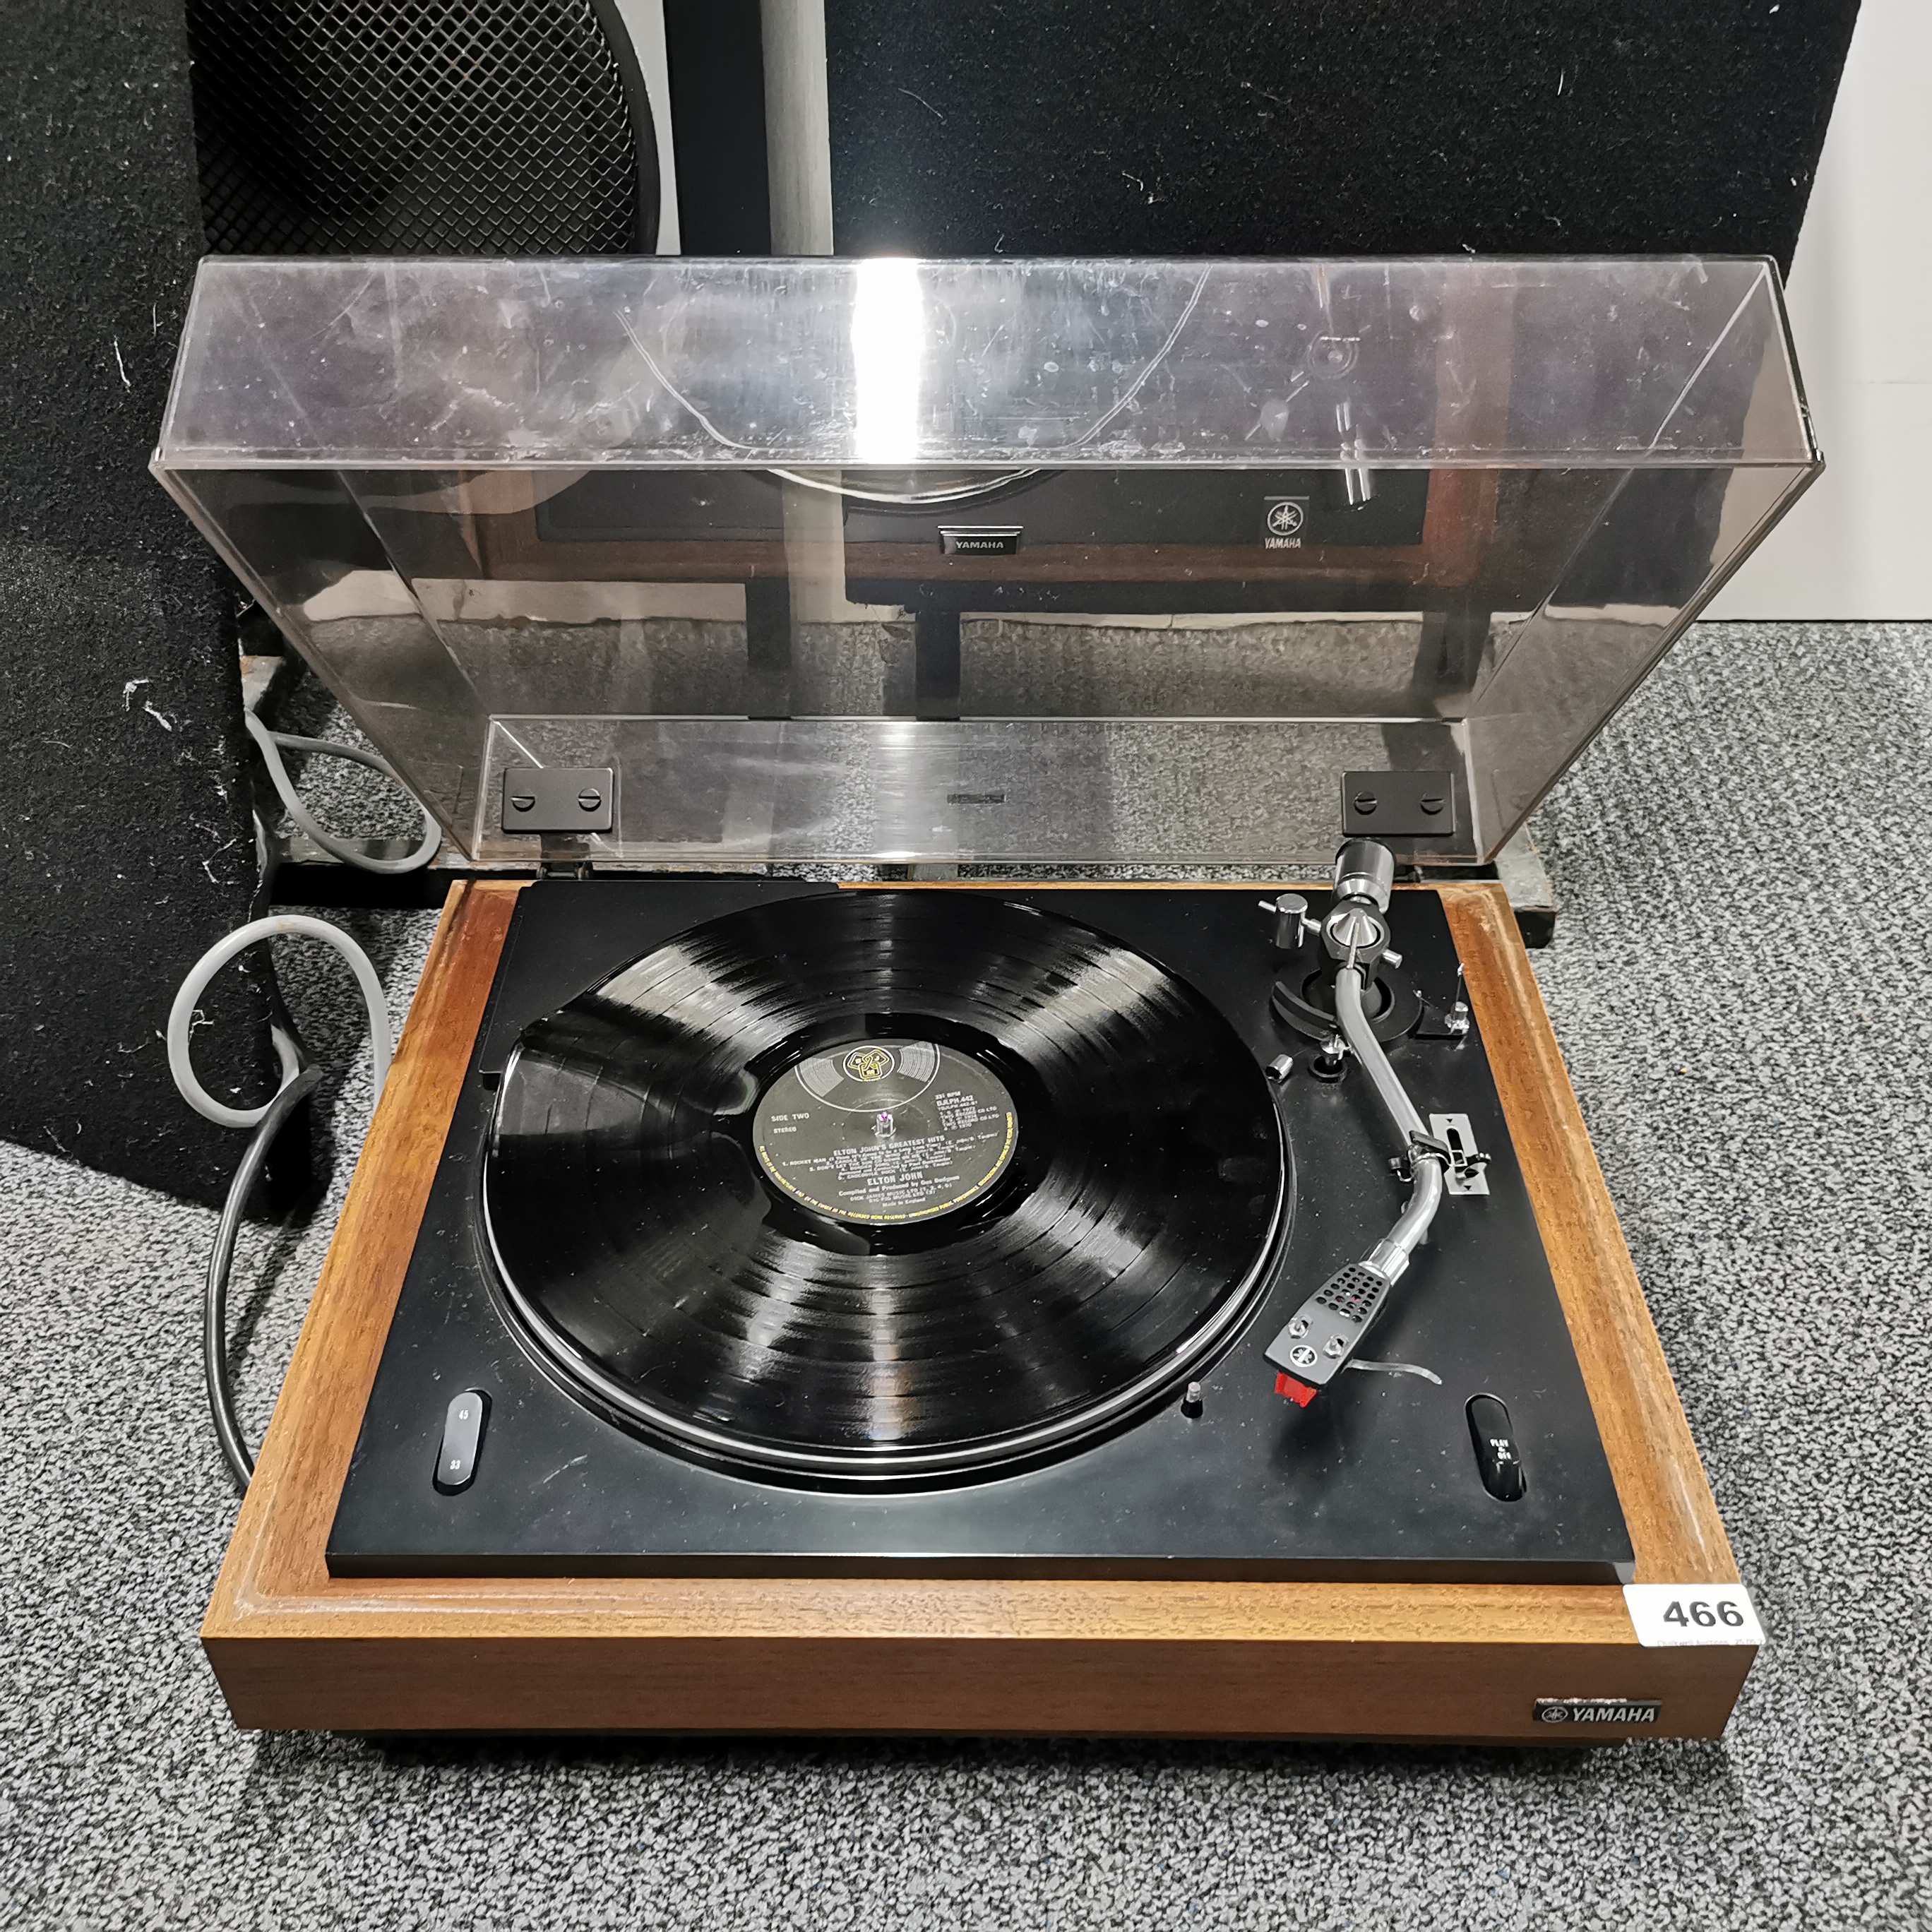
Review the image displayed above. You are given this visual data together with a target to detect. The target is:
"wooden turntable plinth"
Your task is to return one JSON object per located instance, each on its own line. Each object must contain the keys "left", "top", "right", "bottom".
{"left": 202, "top": 880, "right": 1753, "bottom": 1741}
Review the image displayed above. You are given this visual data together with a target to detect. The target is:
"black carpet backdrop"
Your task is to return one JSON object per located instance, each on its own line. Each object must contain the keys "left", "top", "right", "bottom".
{"left": 0, "top": 0, "right": 270, "bottom": 1206}
{"left": 826, "top": 1, "right": 1859, "bottom": 270}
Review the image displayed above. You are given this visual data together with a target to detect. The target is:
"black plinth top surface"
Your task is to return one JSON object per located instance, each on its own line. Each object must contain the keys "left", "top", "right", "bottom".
{"left": 330, "top": 881, "right": 1633, "bottom": 1582}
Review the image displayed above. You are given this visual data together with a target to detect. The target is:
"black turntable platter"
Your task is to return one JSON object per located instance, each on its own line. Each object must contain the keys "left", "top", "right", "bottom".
{"left": 331, "top": 880, "right": 1634, "bottom": 1583}
{"left": 482, "top": 892, "right": 1287, "bottom": 1486}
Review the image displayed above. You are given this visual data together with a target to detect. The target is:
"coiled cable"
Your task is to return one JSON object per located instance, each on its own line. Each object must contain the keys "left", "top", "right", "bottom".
{"left": 170, "top": 913, "right": 393, "bottom": 1492}
{"left": 245, "top": 708, "right": 441, "bottom": 875}
{"left": 168, "top": 914, "right": 393, "bottom": 1131}
{"left": 174, "top": 700, "right": 432, "bottom": 1493}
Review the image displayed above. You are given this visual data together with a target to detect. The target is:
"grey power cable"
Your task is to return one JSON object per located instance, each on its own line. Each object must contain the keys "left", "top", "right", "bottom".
{"left": 169, "top": 914, "right": 393, "bottom": 1129}
{"left": 171, "top": 914, "right": 394, "bottom": 1493}
{"left": 245, "top": 708, "right": 441, "bottom": 874}
{"left": 204, "top": 1063, "right": 322, "bottom": 1488}
{"left": 172, "top": 696, "right": 439, "bottom": 1491}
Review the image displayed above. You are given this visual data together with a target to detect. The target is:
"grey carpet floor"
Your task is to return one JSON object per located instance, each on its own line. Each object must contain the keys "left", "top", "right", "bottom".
{"left": 3, "top": 621, "right": 1927, "bottom": 1931}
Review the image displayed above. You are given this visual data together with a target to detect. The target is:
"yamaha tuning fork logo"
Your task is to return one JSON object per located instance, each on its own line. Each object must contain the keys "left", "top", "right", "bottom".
{"left": 1263, "top": 497, "right": 1308, "bottom": 548}
{"left": 1532, "top": 1698, "right": 1662, "bottom": 1727}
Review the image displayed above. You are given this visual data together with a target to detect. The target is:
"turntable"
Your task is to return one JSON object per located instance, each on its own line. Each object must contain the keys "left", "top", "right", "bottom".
{"left": 155, "top": 256, "right": 1817, "bottom": 1739}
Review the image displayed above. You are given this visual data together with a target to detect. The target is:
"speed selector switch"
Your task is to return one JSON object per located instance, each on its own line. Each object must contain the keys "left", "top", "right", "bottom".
{"left": 434, "top": 1389, "right": 490, "bottom": 1494}
{"left": 1466, "top": 1393, "right": 1527, "bottom": 1502}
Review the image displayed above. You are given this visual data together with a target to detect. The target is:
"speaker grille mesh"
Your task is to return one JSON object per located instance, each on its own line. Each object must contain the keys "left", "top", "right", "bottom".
{"left": 187, "top": 0, "right": 648, "bottom": 254}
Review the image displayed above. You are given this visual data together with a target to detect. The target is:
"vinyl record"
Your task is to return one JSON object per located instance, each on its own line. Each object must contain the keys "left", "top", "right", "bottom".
{"left": 482, "top": 891, "right": 1287, "bottom": 1485}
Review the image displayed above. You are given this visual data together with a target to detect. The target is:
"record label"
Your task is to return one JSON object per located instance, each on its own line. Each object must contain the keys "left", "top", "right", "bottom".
{"left": 753, "top": 1038, "right": 1018, "bottom": 1225}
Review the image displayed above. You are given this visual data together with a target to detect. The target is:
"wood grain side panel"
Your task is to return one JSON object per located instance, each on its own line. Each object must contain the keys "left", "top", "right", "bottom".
{"left": 205, "top": 881, "right": 526, "bottom": 1628}
{"left": 1438, "top": 883, "right": 1736, "bottom": 1585}
{"left": 205, "top": 1631, "right": 1749, "bottom": 1740}
{"left": 209, "top": 1573, "right": 1631, "bottom": 1644}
